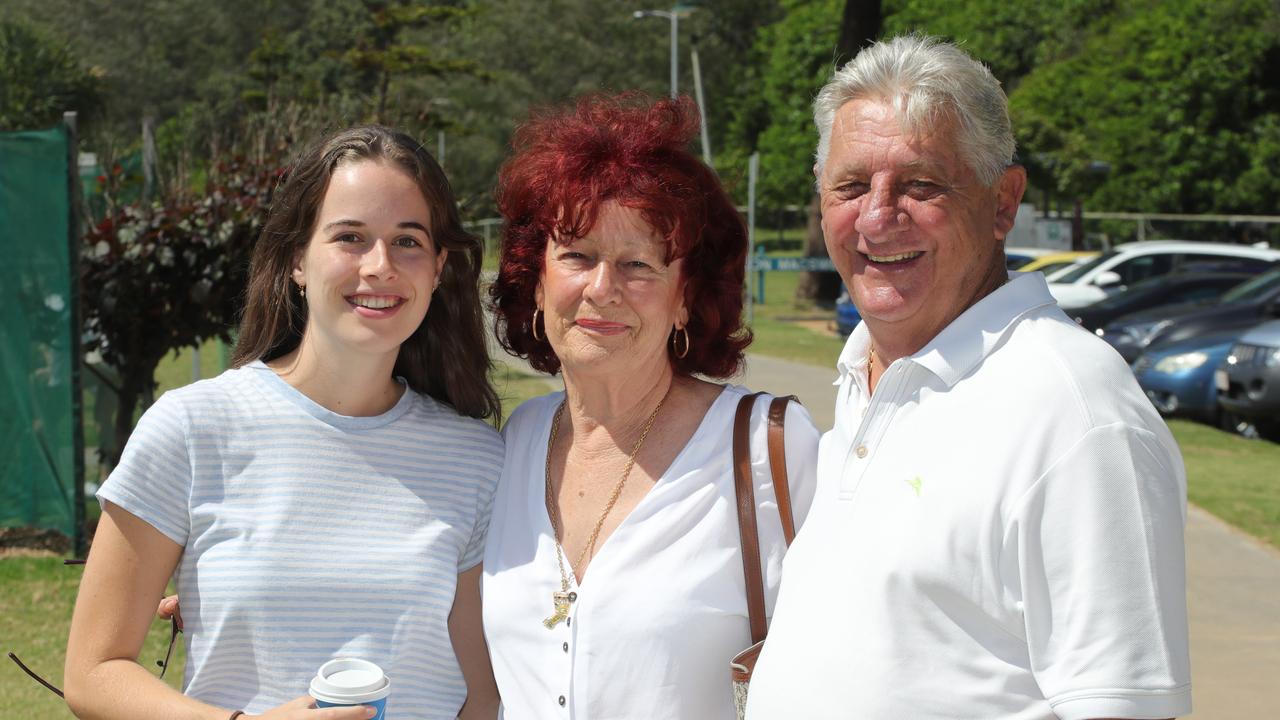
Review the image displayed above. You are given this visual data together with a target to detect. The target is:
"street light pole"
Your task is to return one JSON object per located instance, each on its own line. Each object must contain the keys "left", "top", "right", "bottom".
{"left": 634, "top": 6, "right": 693, "bottom": 99}
{"left": 635, "top": 4, "right": 714, "bottom": 164}
{"left": 689, "top": 40, "right": 711, "bottom": 165}
{"left": 668, "top": 11, "right": 678, "bottom": 98}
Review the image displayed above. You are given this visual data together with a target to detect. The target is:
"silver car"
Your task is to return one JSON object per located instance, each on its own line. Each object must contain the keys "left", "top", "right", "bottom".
{"left": 1217, "top": 319, "right": 1280, "bottom": 440}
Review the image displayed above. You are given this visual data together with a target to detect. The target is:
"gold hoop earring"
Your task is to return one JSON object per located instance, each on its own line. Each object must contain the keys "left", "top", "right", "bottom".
{"left": 532, "top": 308, "right": 545, "bottom": 342}
{"left": 672, "top": 326, "right": 690, "bottom": 359}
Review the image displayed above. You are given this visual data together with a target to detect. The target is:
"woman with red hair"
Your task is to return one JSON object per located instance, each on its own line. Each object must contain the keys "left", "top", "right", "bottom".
{"left": 483, "top": 94, "right": 819, "bottom": 718}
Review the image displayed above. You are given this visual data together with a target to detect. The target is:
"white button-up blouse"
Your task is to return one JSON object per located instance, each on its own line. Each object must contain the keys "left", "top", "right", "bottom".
{"left": 482, "top": 385, "right": 819, "bottom": 720}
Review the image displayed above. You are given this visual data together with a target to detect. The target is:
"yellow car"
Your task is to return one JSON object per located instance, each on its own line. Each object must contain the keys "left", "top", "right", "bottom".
{"left": 1017, "top": 251, "right": 1099, "bottom": 280}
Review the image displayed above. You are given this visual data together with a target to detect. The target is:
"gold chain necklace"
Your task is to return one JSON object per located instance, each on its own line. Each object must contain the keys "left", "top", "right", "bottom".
{"left": 541, "top": 388, "right": 669, "bottom": 629}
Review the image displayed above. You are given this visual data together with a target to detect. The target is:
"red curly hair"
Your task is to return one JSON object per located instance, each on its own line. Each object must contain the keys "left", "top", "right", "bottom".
{"left": 490, "top": 93, "right": 751, "bottom": 378}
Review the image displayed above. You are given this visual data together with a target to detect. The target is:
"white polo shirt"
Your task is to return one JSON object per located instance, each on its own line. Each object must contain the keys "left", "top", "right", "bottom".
{"left": 746, "top": 272, "right": 1192, "bottom": 720}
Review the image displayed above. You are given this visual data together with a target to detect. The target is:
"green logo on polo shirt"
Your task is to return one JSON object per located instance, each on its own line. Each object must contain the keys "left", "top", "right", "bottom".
{"left": 905, "top": 476, "right": 922, "bottom": 496}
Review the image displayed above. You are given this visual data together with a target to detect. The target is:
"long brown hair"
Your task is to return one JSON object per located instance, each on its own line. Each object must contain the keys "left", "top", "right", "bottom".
{"left": 233, "top": 125, "right": 500, "bottom": 420}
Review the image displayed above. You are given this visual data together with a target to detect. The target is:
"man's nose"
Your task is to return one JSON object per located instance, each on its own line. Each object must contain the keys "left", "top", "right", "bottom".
{"left": 853, "top": 181, "right": 910, "bottom": 241}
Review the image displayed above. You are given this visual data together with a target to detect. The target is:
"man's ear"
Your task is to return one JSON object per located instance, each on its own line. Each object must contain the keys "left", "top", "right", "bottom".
{"left": 993, "top": 165, "right": 1028, "bottom": 240}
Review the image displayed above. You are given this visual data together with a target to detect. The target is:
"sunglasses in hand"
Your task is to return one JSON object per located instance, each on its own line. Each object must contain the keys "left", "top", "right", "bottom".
{"left": 6, "top": 558, "right": 181, "bottom": 698}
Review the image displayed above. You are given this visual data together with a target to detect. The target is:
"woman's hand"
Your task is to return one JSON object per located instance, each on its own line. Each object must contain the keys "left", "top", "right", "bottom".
{"left": 247, "top": 695, "right": 377, "bottom": 719}
{"left": 156, "top": 595, "right": 182, "bottom": 630}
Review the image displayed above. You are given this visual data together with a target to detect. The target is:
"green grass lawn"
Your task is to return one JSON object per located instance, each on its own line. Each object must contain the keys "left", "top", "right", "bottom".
{"left": 492, "top": 363, "right": 558, "bottom": 426}
{"left": 1169, "top": 419, "right": 1280, "bottom": 548}
{"left": 0, "top": 555, "right": 183, "bottom": 720}
{"left": 745, "top": 263, "right": 847, "bottom": 369}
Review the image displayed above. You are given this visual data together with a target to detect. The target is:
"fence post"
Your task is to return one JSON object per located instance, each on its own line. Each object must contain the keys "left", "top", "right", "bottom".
{"left": 746, "top": 152, "right": 759, "bottom": 325}
{"left": 65, "top": 111, "right": 87, "bottom": 559}
{"left": 142, "top": 116, "right": 157, "bottom": 204}
{"left": 756, "top": 246, "right": 766, "bottom": 303}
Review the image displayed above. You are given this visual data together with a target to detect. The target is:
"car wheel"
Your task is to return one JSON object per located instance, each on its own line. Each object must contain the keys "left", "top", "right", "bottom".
{"left": 1257, "top": 421, "right": 1280, "bottom": 444}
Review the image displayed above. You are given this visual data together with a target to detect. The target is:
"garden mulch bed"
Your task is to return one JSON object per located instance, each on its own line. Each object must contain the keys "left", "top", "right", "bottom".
{"left": 0, "top": 524, "right": 96, "bottom": 556}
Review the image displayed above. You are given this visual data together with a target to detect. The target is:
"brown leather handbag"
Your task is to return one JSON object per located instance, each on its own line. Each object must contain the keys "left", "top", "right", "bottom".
{"left": 730, "top": 392, "right": 798, "bottom": 719}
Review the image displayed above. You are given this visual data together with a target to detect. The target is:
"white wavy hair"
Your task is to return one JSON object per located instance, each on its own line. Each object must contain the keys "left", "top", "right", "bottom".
{"left": 813, "top": 35, "right": 1016, "bottom": 187}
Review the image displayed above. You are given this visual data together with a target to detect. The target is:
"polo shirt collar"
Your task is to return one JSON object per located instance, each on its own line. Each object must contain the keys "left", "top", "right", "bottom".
{"left": 835, "top": 272, "right": 1058, "bottom": 389}
{"left": 912, "top": 271, "right": 1058, "bottom": 387}
{"left": 834, "top": 320, "right": 873, "bottom": 386}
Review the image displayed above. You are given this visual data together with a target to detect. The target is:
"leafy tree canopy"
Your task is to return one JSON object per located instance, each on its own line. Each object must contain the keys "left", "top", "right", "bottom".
{"left": 0, "top": 19, "right": 101, "bottom": 131}
{"left": 1009, "top": 0, "right": 1280, "bottom": 216}
{"left": 721, "top": 0, "right": 842, "bottom": 211}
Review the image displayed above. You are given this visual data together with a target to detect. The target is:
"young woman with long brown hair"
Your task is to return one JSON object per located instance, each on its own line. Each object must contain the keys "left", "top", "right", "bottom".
{"left": 65, "top": 126, "right": 501, "bottom": 720}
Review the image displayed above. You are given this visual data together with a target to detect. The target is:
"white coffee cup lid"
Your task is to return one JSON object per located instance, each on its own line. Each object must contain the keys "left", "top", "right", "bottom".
{"left": 309, "top": 658, "right": 391, "bottom": 704}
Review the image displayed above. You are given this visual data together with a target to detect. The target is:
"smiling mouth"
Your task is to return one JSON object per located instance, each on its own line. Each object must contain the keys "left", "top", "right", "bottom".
{"left": 864, "top": 251, "right": 924, "bottom": 264}
{"left": 347, "top": 295, "right": 405, "bottom": 310}
{"left": 576, "top": 318, "right": 628, "bottom": 332}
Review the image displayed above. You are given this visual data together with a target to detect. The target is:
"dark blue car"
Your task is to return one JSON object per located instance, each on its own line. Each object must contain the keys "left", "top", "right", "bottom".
{"left": 835, "top": 287, "right": 861, "bottom": 336}
{"left": 1132, "top": 329, "right": 1240, "bottom": 426}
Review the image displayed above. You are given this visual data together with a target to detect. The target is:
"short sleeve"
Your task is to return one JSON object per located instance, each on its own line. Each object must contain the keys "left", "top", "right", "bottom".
{"left": 95, "top": 392, "right": 194, "bottom": 546}
{"left": 1006, "top": 422, "right": 1192, "bottom": 720}
{"left": 459, "top": 428, "right": 504, "bottom": 573}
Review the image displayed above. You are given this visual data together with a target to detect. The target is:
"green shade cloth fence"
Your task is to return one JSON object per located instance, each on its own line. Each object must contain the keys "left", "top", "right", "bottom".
{"left": 0, "top": 125, "right": 80, "bottom": 538}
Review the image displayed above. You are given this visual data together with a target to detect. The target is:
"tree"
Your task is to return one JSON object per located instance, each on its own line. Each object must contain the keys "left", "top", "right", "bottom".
{"left": 345, "top": 1, "right": 477, "bottom": 122}
{"left": 81, "top": 157, "right": 277, "bottom": 466}
{"left": 1009, "top": 0, "right": 1280, "bottom": 234}
{"left": 797, "top": 0, "right": 881, "bottom": 302}
{"left": 721, "top": 0, "right": 843, "bottom": 216}
{"left": 0, "top": 19, "right": 101, "bottom": 131}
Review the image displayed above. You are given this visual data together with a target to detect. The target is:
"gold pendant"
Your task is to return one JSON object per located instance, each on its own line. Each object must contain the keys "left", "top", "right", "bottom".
{"left": 542, "top": 591, "right": 572, "bottom": 629}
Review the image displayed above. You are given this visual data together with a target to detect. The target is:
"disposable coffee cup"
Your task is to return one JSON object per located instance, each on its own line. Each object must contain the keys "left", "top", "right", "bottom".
{"left": 309, "top": 658, "right": 391, "bottom": 719}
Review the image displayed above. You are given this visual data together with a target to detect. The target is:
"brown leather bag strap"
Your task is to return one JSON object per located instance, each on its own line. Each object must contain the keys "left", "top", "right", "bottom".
{"left": 733, "top": 392, "right": 798, "bottom": 646}
{"left": 733, "top": 392, "right": 768, "bottom": 645}
{"left": 768, "top": 395, "right": 797, "bottom": 544}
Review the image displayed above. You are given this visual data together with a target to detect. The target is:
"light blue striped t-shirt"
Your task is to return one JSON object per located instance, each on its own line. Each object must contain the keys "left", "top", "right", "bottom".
{"left": 97, "top": 361, "right": 503, "bottom": 718}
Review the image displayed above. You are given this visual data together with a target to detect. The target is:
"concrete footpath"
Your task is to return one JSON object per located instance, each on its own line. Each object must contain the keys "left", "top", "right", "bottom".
{"left": 499, "top": 350, "right": 1280, "bottom": 718}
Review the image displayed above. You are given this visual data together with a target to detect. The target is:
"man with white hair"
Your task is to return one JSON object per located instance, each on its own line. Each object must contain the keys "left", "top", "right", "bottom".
{"left": 746, "top": 36, "right": 1191, "bottom": 719}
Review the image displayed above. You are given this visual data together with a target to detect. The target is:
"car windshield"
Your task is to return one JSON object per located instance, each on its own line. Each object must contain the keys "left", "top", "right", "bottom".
{"left": 1220, "top": 268, "right": 1280, "bottom": 303}
{"left": 1032, "top": 261, "right": 1073, "bottom": 277}
{"left": 1054, "top": 250, "right": 1119, "bottom": 283}
{"left": 1088, "top": 276, "right": 1173, "bottom": 310}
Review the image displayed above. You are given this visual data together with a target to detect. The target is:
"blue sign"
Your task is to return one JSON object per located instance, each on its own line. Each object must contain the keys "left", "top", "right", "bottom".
{"left": 751, "top": 256, "right": 836, "bottom": 272}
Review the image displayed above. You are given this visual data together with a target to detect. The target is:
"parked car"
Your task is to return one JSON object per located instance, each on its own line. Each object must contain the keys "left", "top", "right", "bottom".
{"left": 1217, "top": 319, "right": 1280, "bottom": 440}
{"left": 835, "top": 287, "right": 861, "bottom": 336}
{"left": 1017, "top": 251, "right": 1098, "bottom": 279}
{"left": 1005, "top": 246, "right": 1056, "bottom": 271}
{"left": 1047, "top": 241, "right": 1280, "bottom": 310}
{"left": 1098, "top": 267, "right": 1280, "bottom": 363}
{"left": 1132, "top": 330, "right": 1240, "bottom": 426}
{"left": 1071, "top": 272, "right": 1254, "bottom": 333}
